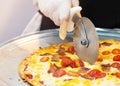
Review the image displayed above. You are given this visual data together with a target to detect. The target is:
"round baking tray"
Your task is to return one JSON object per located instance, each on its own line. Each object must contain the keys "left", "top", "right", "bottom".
{"left": 0, "top": 28, "right": 120, "bottom": 86}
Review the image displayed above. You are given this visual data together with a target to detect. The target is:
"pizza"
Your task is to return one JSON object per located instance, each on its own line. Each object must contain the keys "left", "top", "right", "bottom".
{"left": 19, "top": 39, "right": 120, "bottom": 86}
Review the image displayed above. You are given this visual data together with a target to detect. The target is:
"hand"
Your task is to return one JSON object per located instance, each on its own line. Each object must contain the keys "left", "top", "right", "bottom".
{"left": 33, "top": 0, "right": 82, "bottom": 40}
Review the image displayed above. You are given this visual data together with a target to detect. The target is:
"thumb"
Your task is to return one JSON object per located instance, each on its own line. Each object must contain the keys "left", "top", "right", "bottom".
{"left": 59, "top": 21, "right": 68, "bottom": 40}
{"left": 59, "top": 6, "right": 82, "bottom": 40}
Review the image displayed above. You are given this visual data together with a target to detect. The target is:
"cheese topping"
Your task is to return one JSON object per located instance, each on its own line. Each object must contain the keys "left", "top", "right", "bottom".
{"left": 19, "top": 39, "right": 120, "bottom": 86}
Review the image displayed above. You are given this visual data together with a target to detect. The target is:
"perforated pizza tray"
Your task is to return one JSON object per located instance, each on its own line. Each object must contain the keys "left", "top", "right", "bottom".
{"left": 0, "top": 28, "right": 120, "bottom": 86}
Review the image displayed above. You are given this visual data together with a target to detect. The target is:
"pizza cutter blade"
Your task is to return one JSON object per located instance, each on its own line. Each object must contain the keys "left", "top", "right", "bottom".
{"left": 72, "top": 14, "right": 99, "bottom": 64}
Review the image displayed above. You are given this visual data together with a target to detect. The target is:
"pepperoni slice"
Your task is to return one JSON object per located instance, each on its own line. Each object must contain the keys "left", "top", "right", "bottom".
{"left": 87, "top": 69, "right": 106, "bottom": 79}
{"left": 97, "top": 58, "right": 103, "bottom": 62}
{"left": 67, "top": 59, "right": 85, "bottom": 68}
{"left": 115, "top": 73, "right": 120, "bottom": 78}
{"left": 67, "top": 46, "right": 75, "bottom": 54}
{"left": 53, "top": 70, "right": 66, "bottom": 77}
{"left": 70, "top": 60, "right": 77, "bottom": 68}
{"left": 75, "top": 59, "right": 84, "bottom": 67}
{"left": 25, "top": 74, "right": 33, "bottom": 79}
{"left": 102, "top": 51, "right": 110, "bottom": 55}
{"left": 113, "top": 55, "right": 120, "bottom": 61}
{"left": 112, "top": 48, "right": 120, "bottom": 54}
{"left": 111, "top": 62, "right": 120, "bottom": 69}
{"left": 61, "top": 56, "right": 73, "bottom": 67}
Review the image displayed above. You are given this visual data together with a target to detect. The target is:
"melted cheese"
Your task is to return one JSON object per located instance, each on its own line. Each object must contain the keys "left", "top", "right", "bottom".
{"left": 19, "top": 40, "right": 120, "bottom": 86}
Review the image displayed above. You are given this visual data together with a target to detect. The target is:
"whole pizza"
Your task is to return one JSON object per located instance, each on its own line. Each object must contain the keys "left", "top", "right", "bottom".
{"left": 19, "top": 39, "right": 120, "bottom": 86}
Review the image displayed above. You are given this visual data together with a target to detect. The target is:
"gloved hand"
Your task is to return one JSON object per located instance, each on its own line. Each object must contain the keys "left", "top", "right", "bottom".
{"left": 33, "top": 0, "right": 82, "bottom": 40}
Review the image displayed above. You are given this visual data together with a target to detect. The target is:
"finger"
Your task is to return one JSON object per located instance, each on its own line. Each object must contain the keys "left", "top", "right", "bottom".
{"left": 59, "top": 0, "right": 71, "bottom": 40}
{"left": 70, "top": 6, "right": 82, "bottom": 21}
{"left": 67, "top": 6, "right": 82, "bottom": 32}
{"left": 59, "top": 20, "right": 68, "bottom": 40}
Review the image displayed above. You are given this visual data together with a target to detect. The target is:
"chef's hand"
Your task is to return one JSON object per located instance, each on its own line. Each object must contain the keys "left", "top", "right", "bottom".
{"left": 33, "top": 0, "right": 82, "bottom": 40}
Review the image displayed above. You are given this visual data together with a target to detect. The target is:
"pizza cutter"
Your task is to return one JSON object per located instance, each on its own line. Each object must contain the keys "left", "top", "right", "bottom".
{"left": 72, "top": 13, "right": 99, "bottom": 64}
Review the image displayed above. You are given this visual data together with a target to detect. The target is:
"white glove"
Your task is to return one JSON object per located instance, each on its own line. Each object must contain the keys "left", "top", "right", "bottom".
{"left": 33, "top": 0, "right": 82, "bottom": 40}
